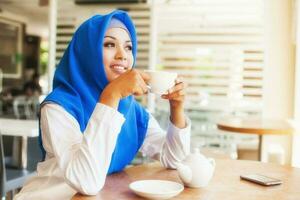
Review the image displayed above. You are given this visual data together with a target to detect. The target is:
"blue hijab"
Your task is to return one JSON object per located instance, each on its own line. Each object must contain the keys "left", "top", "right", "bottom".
{"left": 39, "top": 10, "right": 149, "bottom": 174}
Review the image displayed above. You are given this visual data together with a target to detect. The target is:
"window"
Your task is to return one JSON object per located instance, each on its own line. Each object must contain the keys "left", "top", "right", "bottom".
{"left": 0, "top": 17, "right": 23, "bottom": 78}
{"left": 153, "top": 0, "right": 264, "bottom": 152}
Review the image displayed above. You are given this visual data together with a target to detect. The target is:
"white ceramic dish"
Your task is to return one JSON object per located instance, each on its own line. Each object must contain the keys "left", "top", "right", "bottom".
{"left": 129, "top": 180, "right": 184, "bottom": 200}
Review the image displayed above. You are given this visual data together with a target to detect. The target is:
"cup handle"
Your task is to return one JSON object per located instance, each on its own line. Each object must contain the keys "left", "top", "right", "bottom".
{"left": 146, "top": 85, "right": 151, "bottom": 92}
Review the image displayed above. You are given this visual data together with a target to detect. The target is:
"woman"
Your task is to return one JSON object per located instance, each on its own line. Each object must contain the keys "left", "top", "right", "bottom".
{"left": 15, "top": 10, "right": 191, "bottom": 200}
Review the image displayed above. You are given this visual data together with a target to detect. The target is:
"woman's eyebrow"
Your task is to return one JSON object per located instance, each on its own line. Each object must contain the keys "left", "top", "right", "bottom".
{"left": 104, "top": 36, "right": 132, "bottom": 43}
{"left": 104, "top": 35, "right": 116, "bottom": 40}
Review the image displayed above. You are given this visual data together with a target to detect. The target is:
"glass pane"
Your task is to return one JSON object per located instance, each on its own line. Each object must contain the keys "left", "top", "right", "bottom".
{"left": 0, "top": 21, "right": 20, "bottom": 75}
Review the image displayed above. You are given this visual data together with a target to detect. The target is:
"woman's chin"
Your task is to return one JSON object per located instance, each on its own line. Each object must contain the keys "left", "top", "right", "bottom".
{"left": 108, "top": 73, "right": 122, "bottom": 82}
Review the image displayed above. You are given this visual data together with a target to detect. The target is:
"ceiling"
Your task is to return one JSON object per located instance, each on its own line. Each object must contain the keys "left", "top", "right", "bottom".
{"left": 0, "top": 0, "right": 49, "bottom": 39}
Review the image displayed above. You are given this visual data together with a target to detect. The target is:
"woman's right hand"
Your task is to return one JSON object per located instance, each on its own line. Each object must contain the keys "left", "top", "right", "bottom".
{"left": 99, "top": 69, "right": 150, "bottom": 108}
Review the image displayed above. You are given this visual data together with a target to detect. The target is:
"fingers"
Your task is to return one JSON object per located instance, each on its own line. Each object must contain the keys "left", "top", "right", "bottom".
{"left": 136, "top": 69, "right": 151, "bottom": 83}
{"left": 175, "top": 77, "right": 182, "bottom": 84}
{"left": 133, "top": 85, "right": 148, "bottom": 96}
{"left": 162, "top": 80, "right": 186, "bottom": 100}
{"left": 112, "top": 69, "right": 149, "bottom": 97}
{"left": 137, "top": 72, "right": 149, "bottom": 94}
{"left": 162, "top": 89, "right": 185, "bottom": 100}
{"left": 138, "top": 81, "right": 149, "bottom": 95}
{"left": 132, "top": 70, "right": 149, "bottom": 96}
{"left": 131, "top": 69, "right": 150, "bottom": 89}
{"left": 167, "top": 81, "right": 187, "bottom": 94}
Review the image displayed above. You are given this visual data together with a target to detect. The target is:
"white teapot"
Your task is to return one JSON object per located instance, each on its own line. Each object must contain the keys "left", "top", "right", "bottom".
{"left": 176, "top": 148, "right": 216, "bottom": 188}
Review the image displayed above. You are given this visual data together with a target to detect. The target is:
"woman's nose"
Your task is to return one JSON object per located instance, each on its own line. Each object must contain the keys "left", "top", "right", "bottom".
{"left": 115, "top": 46, "right": 127, "bottom": 61}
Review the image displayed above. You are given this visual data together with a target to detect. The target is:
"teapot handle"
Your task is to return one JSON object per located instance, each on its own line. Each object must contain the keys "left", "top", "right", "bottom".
{"left": 208, "top": 158, "right": 216, "bottom": 170}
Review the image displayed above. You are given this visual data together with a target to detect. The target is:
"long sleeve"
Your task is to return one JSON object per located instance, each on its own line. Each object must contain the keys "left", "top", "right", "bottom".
{"left": 40, "top": 103, "right": 125, "bottom": 195}
{"left": 139, "top": 114, "right": 191, "bottom": 169}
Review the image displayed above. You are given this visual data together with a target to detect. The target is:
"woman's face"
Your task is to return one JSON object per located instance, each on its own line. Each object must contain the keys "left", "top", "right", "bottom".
{"left": 103, "top": 27, "right": 134, "bottom": 82}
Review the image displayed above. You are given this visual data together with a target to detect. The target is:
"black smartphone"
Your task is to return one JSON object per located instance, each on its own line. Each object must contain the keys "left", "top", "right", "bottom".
{"left": 240, "top": 174, "right": 282, "bottom": 186}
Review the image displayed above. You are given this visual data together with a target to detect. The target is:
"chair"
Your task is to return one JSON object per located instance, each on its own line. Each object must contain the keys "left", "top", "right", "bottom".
{"left": 13, "top": 96, "right": 40, "bottom": 120}
{"left": 12, "top": 96, "right": 27, "bottom": 119}
{"left": 0, "top": 133, "right": 36, "bottom": 200}
{"left": 25, "top": 97, "right": 40, "bottom": 119}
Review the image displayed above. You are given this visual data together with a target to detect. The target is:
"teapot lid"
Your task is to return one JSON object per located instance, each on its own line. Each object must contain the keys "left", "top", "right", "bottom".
{"left": 184, "top": 147, "right": 209, "bottom": 164}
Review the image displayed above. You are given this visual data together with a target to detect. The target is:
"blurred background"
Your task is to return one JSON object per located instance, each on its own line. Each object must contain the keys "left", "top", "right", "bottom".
{"left": 0, "top": 1, "right": 299, "bottom": 193}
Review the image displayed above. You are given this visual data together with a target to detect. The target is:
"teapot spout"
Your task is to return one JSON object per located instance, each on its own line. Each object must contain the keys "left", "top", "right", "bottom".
{"left": 176, "top": 162, "right": 192, "bottom": 185}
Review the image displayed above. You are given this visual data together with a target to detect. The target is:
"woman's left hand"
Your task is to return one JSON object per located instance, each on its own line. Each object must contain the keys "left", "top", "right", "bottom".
{"left": 161, "top": 78, "right": 187, "bottom": 128}
{"left": 161, "top": 78, "right": 186, "bottom": 108}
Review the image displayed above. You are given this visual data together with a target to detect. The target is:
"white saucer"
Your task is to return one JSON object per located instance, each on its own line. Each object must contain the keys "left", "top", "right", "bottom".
{"left": 129, "top": 180, "right": 184, "bottom": 200}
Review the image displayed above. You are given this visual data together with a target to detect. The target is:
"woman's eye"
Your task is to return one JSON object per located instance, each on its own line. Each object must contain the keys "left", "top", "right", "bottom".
{"left": 104, "top": 42, "right": 115, "bottom": 48}
{"left": 125, "top": 45, "right": 132, "bottom": 51}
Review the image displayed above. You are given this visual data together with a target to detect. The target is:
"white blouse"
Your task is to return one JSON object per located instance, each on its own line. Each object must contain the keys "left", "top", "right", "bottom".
{"left": 14, "top": 103, "right": 191, "bottom": 200}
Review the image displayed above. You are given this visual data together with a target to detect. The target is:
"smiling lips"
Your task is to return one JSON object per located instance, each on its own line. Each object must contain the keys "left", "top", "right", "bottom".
{"left": 110, "top": 63, "right": 128, "bottom": 74}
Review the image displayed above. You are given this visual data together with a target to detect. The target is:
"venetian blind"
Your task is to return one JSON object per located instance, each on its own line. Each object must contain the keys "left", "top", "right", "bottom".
{"left": 55, "top": 0, "right": 151, "bottom": 70}
{"left": 150, "top": 0, "right": 264, "bottom": 152}
{"left": 154, "top": 0, "right": 264, "bottom": 119}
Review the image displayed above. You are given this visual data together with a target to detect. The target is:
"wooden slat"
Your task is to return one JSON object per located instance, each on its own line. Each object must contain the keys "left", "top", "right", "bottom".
{"left": 161, "top": 61, "right": 234, "bottom": 68}
{"left": 159, "top": 27, "right": 262, "bottom": 35}
{"left": 56, "top": 36, "right": 72, "bottom": 42}
{"left": 160, "top": 35, "right": 262, "bottom": 44}
{"left": 57, "top": 28, "right": 75, "bottom": 34}
{"left": 137, "top": 44, "right": 149, "bottom": 51}
{"left": 129, "top": 12, "right": 150, "bottom": 18}
{"left": 56, "top": 44, "right": 69, "bottom": 49}
{"left": 181, "top": 77, "right": 263, "bottom": 86}
{"left": 159, "top": 44, "right": 264, "bottom": 51}
{"left": 166, "top": 69, "right": 230, "bottom": 76}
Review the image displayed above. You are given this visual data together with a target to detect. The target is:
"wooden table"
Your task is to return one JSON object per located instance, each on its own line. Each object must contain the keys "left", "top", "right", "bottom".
{"left": 0, "top": 118, "right": 39, "bottom": 168}
{"left": 217, "top": 118, "right": 293, "bottom": 160}
{"left": 72, "top": 159, "right": 300, "bottom": 200}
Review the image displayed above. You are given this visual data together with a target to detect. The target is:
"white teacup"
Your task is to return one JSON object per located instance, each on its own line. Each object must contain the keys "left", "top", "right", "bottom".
{"left": 145, "top": 70, "right": 177, "bottom": 95}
